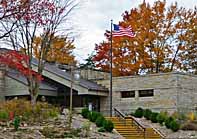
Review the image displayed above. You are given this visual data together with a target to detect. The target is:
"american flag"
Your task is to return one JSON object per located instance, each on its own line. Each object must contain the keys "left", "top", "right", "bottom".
{"left": 112, "top": 24, "right": 135, "bottom": 38}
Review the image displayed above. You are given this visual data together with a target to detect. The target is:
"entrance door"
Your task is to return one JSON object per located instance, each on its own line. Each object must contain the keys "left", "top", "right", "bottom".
{"left": 82, "top": 95, "right": 100, "bottom": 112}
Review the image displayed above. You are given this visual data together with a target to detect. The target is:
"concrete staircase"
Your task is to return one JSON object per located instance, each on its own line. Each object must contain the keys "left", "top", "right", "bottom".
{"left": 106, "top": 116, "right": 163, "bottom": 139}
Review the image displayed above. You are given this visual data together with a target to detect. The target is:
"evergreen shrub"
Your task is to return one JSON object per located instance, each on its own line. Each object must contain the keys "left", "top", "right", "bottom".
{"left": 103, "top": 120, "right": 114, "bottom": 132}
{"left": 13, "top": 116, "right": 20, "bottom": 131}
{"left": 150, "top": 112, "right": 159, "bottom": 123}
{"left": 81, "top": 108, "right": 90, "bottom": 118}
{"left": 170, "top": 120, "right": 180, "bottom": 132}
{"left": 95, "top": 116, "right": 105, "bottom": 127}
{"left": 134, "top": 107, "right": 144, "bottom": 118}
{"left": 143, "top": 109, "right": 152, "bottom": 120}
{"left": 0, "top": 110, "right": 9, "bottom": 121}
{"left": 157, "top": 112, "right": 167, "bottom": 125}
{"left": 165, "top": 117, "right": 174, "bottom": 129}
{"left": 90, "top": 111, "right": 100, "bottom": 122}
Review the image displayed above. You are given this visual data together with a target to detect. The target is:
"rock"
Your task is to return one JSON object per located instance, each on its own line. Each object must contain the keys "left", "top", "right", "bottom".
{"left": 23, "top": 123, "right": 28, "bottom": 127}
{"left": 62, "top": 108, "right": 69, "bottom": 115}
{"left": 0, "top": 113, "right": 123, "bottom": 139}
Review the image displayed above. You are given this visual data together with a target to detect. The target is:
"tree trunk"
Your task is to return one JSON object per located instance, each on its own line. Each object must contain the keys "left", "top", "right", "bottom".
{"left": 29, "top": 77, "right": 40, "bottom": 106}
{"left": 30, "top": 93, "right": 37, "bottom": 106}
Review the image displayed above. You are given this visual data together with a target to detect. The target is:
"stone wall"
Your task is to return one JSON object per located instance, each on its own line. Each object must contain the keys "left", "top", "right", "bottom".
{"left": 80, "top": 69, "right": 109, "bottom": 80}
{"left": 97, "top": 72, "right": 197, "bottom": 115}
{"left": 176, "top": 74, "right": 197, "bottom": 113}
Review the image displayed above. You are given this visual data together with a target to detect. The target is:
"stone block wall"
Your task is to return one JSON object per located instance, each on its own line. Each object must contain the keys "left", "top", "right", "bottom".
{"left": 176, "top": 74, "right": 197, "bottom": 113}
{"left": 97, "top": 72, "right": 197, "bottom": 115}
{"left": 80, "top": 69, "right": 109, "bottom": 80}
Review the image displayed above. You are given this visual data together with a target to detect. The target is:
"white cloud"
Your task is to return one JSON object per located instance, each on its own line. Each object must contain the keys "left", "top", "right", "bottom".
{"left": 72, "top": 0, "right": 197, "bottom": 63}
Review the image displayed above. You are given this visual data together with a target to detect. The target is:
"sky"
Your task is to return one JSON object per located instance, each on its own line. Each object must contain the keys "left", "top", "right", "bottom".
{"left": 72, "top": 0, "right": 197, "bottom": 63}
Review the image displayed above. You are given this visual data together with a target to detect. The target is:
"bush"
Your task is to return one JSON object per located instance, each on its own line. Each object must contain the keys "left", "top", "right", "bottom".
{"left": 150, "top": 112, "right": 159, "bottom": 123}
{"left": 157, "top": 113, "right": 167, "bottom": 125}
{"left": 143, "top": 109, "right": 152, "bottom": 120}
{"left": 0, "top": 110, "right": 9, "bottom": 121}
{"left": 134, "top": 107, "right": 144, "bottom": 118}
{"left": 187, "top": 112, "right": 195, "bottom": 121}
{"left": 165, "top": 117, "right": 174, "bottom": 129}
{"left": 13, "top": 116, "right": 20, "bottom": 131}
{"left": 48, "top": 107, "right": 59, "bottom": 118}
{"left": 87, "top": 112, "right": 92, "bottom": 121}
{"left": 178, "top": 113, "right": 186, "bottom": 121}
{"left": 81, "top": 108, "right": 90, "bottom": 119}
{"left": 170, "top": 120, "right": 180, "bottom": 132}
{"left": 103, "top": 120, "right": 114, "bottom": 132}
{"left": 95, "top": 116, "right": 105, "bottom": 127}
{"left": 0, "top": 99, "right": 60, "bottom": 123}
{"left": 171, "top": 111, "right": 179, "bottom": 119}
{"left": 90, "top": 111, "right": 100, "bottom": 122}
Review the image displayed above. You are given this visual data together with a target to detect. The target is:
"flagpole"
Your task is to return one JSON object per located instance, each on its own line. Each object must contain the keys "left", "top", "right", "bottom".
{"left": 110, "top": 19, "right": 113, "bottom": 117}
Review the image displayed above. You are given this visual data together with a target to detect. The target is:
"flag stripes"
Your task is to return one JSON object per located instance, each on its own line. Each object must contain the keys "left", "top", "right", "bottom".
{"left": 112, "top": 24, "right": 135, "bottom": 38}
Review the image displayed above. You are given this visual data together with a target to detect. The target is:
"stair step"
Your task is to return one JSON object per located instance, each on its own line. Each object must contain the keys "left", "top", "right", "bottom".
{"left": 126, "top": 138, "right": 160, "bottom": 139}
{"left": 117, "top": 132, "right": 142, "bottom": 134}
{"left": 115, "top": 127, "right": 137, "bottom": 130}
{"left": 105, "top": 116, "right": 162, "bottom": 139}
{"left": 122, "top": 134, "right": 144, "bottom": 137}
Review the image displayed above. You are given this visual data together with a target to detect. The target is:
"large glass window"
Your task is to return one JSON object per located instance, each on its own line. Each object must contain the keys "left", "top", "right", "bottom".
{"left": 121, "top": 91, "right": 135, "bottom": 98}
{"left": 139, "top": 89, "right": 154, "bottom": 97}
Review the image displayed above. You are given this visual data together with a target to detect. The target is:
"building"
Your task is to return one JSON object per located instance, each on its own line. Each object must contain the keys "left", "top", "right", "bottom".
{"left": 0, "top": 54, "right": 108, "bottom": 112}
{"left": 97, "top": 72, "right": 197, "bottom": 115}
{"left": 0, "top": 50, "right": 197, "bottom": 115}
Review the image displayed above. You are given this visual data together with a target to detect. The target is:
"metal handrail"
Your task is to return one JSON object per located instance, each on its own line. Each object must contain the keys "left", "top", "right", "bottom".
{"left": 130, "top": 116, "right": 146, "bottom": 130}
{"left": 129, "top": 116, "right": 146, "bottom": 138}
{"left": 114, "top": 107, "right": 126, "bottom": 125}
{"left": 151, "top": 125, "right": 165, "bottom": 139}
{"left": 114, "top": 107, "right": 126, "bottom": 118}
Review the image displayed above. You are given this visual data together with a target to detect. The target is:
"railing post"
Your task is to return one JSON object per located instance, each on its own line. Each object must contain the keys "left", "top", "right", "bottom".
{"left": 144, "top": 128, "right": 146, "bottom": 139}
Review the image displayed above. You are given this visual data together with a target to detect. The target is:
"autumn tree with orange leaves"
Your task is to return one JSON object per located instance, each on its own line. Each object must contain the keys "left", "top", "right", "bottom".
{"left": 33, "top": 35, "right": 76, "bottom": 65}
{"left": 93, "top": 1, "right": 197, "bottom": 76}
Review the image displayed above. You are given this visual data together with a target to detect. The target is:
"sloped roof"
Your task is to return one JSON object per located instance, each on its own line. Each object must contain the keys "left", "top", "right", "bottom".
{"left": 31, "top": 58, "right": 108, "bottom": 92}
{"left": 7, "top": 69, "right": 57, "bottom": 91}
{"left": 0, "top": 48, "right": 108, "bottom": 92}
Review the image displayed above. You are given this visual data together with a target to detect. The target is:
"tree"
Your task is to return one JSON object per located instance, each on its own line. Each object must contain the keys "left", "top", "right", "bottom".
{"left": 80, "top": 53, "right": 96, "bottom": 69}
{"left": 33, "top": 35, "right": 76, "bottom": 65}
{"left": 0, "top": 50, "right": 42, "bottom": 82}
{"left": 1, "top": 0, "right": 78, "bottom": 105}
{"left": 0, "top": 0, "right": 30, "bottom": 39}
{"left": 177, "top": 8, "right": 197, "bottom": 73}
{"left": 93, "top": 1, "right": 197, "bottom": 76}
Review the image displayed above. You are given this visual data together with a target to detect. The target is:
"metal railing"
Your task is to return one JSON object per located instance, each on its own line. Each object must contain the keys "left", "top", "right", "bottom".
{"left": 114, "top": 107, "right": 126, "bottom": 125}
{"left": 151, "top": 125, "right": 165, "bottom": 139}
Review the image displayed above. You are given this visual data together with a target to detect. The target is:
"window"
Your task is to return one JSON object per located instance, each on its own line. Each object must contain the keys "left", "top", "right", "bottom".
{"left": 139, "top": 89, "right": 154, "bottom": 97}
{"left": 121, "top": 91, "right": 135, "bottom": 98}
